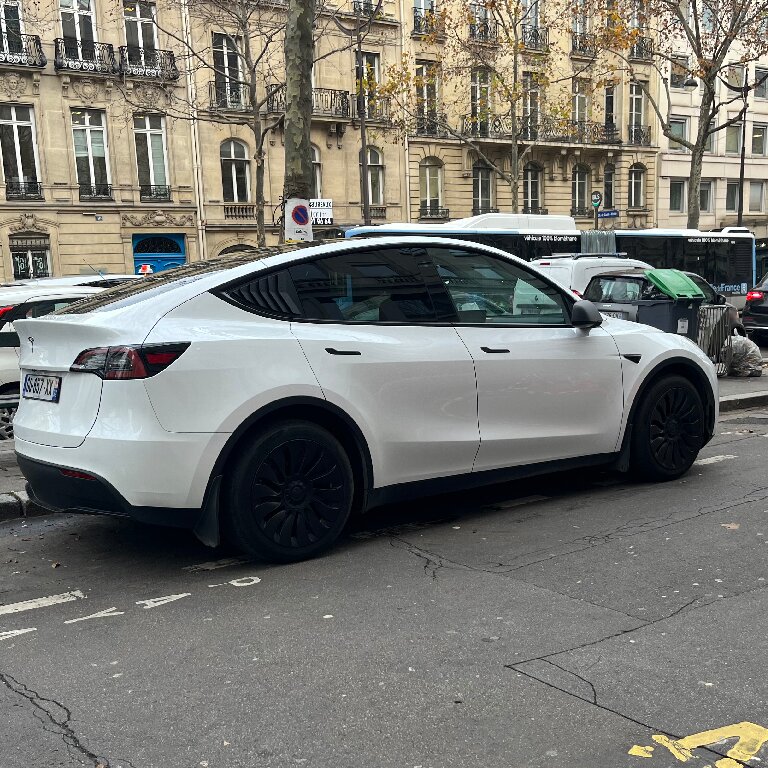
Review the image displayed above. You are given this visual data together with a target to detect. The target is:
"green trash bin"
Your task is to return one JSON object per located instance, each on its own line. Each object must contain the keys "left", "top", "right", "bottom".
{"left": 634, "top": 269, "right": 706, "bottom": 340}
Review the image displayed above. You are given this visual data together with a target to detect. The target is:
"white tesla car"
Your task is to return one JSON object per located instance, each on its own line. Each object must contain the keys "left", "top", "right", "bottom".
{"left": 13, "top": 238, "right": 718, "bottom": 562}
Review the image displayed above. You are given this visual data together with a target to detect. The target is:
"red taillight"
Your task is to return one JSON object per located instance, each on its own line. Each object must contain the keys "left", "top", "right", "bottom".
{"left": 0, "top": 305, "right": 14, "bottom": 320}
{"left": 746, "top": 291, "right": 764, "bottom": 302}
{"left": 70, "top": 343, "right": 189, "bottom": 379}
{"left": 60, "top": 468, "right": 96, "bottom": 480}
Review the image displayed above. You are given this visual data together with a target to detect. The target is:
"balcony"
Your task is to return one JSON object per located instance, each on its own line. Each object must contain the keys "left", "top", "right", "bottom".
{"left": 629, "top": 36, "right": 653, "bottom": 61}
{"left": 140, "top": 185, "right": 171, "bottom": 202}
{"left": 6, "top": 180, "right": 43, "bottom": 200}
{"left": 520, "top": 115, "right": 621, "bottom": 144}
{"left": 571, "top": 206, "right": 593, "bottom": 217}
{"left": 571, "top": 32, "right": 597, "bottom": 57}
{"left": 413, "top": 6, "right": 441, "bottom": 35}
{"left": 224, "top": 204, "right": 257, "bottom": 219}
{"left": 267, "top": 85, "right": 350, "bottom": 118}
{"left": 522, "top": 206, "right": 548, "bottom": 214}
{"left": 119, "top": 47, "right": 178, "bottom": 80}
{"left": 472, "top": 206, "right": 499, "bottom": 215}
{"left": 54, "top": 38, "right": 118, "bottom": 74}
{"left": 351, "top": 96, "right": 391, "bottom": 122}
{"left": 0, "top": 32, "right": 46, "bottom": 68}
{"left": 419, "top": 203, "right": 449, "bottom": 220}
{"left": 469, "top": 19, "right": 497, "bottom": 42}
{"left": 79, "top": 183, "right": 113, "bottom": 200}
{"left": 367, "top": 205, "right": 387, "bottom": 219}
{"left": 627, "top": 124, "right": 652, "bottom": 145}
{"left": 413, "top": 112, "right": 448, "bottom": 136}
{"left": 352, "top": 0, "right": 376, "bottom": 15}
{"left": 521, "top": 24, "right": 548, "bottom": 50}
{"left": 461, "top": 113, "right": 515, "bottom": 138}
{"left": 208, "top": 81, "right": 250, "bottom": 112}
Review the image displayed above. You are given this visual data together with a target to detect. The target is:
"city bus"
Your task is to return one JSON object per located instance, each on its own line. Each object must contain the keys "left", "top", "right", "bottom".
{"left": 345, "top": 214, "right": 757, "bottom": 301}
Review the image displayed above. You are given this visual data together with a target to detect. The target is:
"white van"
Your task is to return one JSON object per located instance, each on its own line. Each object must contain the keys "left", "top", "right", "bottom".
{"left": 532, "top": 253, "right": 653, "bottom": 296}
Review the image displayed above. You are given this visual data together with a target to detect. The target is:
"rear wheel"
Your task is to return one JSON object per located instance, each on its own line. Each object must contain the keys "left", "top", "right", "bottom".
{"left": 630, "top": 375, "right": 705, "bottom": 481}
{"left": 224, "top": 421, "right": 354, "bottom": 562}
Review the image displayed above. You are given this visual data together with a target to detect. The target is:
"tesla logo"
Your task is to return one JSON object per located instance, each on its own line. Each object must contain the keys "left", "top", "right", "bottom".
{"left": 28, "top": 336, "right": 34, "bottom": 353}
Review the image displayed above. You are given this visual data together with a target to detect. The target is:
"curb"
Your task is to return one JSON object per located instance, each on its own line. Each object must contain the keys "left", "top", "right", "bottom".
{"left": 719, "top": 391, "right": 768, "bottom": 413}
{"left": 0, "top": 489, "right": 47, "bottom": 523}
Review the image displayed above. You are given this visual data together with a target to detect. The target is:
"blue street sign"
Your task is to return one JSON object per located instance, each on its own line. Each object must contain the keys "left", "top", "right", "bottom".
{"left": 597, "top": 209, "right": 620, "bottom": 219}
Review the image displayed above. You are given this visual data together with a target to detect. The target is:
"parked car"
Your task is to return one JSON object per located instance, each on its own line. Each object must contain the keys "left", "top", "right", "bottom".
{"left": 14, "top": 238, "right": 717, "bottom": 563}
{"left": 1, "top": 274, "right": 141, "bottom": 290}
{"left": 532, "top": 253, "right": 653, "bottom": 296}
{"left": 740, "top": 275, "right": 768, "bottom": 342}
{"left": 583, "top": 269, "right": 745, "bottom": 335}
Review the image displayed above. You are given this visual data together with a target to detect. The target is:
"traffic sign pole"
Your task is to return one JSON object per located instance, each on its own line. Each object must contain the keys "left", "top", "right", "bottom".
{"left": 591, "top": 191, "right": 603, "bottom": 231}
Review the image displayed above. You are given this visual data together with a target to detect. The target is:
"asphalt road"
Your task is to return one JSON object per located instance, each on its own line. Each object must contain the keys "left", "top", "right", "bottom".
{"left": 2, "top": 411, "right": 768, "bottom": 768}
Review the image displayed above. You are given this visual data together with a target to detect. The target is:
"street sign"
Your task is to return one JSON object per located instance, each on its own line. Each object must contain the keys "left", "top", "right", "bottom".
{"left": 284, "top": 198, "right": 314, "bottom": 242}
{"left": 597, "top": 209, "right": 619, "bottom": 219}
{"left": 591, "top": 191, "right": 603, "bottom": 208}
{"left": 310, "top": 198, "right": 333, "bottom": 226}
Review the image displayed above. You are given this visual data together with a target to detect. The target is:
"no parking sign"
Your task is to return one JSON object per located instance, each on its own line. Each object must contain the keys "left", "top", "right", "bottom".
{"left": 285, "top": 198, "right": 314, "bottom": 242}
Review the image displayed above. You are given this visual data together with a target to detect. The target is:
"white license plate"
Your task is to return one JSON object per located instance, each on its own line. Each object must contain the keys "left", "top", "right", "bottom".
{"left": 22, "top": 373, "right": 62, "bottom": 403}
{"left": 602, "top": 310, "right": 627, "bottom": 319}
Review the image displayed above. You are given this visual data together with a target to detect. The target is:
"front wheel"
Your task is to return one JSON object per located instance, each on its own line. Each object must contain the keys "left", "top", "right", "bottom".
{"left": 224, "top": 421, "right": 354, "bottom": 563}
{"left": 630, "top": 375, "right": 705, "bottom": 481}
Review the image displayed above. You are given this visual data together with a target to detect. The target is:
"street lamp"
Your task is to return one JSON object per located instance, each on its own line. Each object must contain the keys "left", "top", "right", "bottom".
{"left": 720, "top": 76, "right": 750, "bottom": 226}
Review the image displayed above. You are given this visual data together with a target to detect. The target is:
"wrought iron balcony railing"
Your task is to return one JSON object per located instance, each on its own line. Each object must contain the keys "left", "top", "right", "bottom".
{"left": 571, "top": 32, "right": 597, "bottom": 57}
{"left": 520, "top": 114, "right": 621, "bottom": 144}
{"left": 0, "top": 32, "right": 46, "bottom": 68}
{"left": 627, "top": 124, "right": 651, "bottom": 145}
{"left": 570, "top": 206, "right": 593, "bottom": 217}
{"left": 522, "top": 206, "right": 548, "bottom": 215}
{"left": 54, "top": 38, "right": 118, "bottom": 74}
{"left": 472, "top": 206, "right": 499, "bottom": 215}
{"left": 5, "top": 180, "right": 43, "bottom": 199}
{"left": 461, "top": 113, "right": 515, "bottom": 138}
{"left": 629, "top": 35, "right": 653, "bottom": 61}
{"left": 469, "top": 19, "right": 497, "bottom": 42}
{"left": 521, "top": 24, "right": 548, "bottom": 50}
{"left": 119, "top": 47, "right": 179, "bottom": 80}
{"left": 413, "top": 6, "right": 440, "bottom": 35}
{"left": 79, "top": 183, "right": 113, "bottom": 200}
{"left": 419, "top": 203, "right": 449, "bottom": 219}
{"left": 351, "top": 96, "right": 391, "bottom": 121}
{"left": 267, "top": 85, "right": 350, "bottom": 118}
{"left": 140, "top": 184, "right": 171, "bottom": 202}
{"left": 208, "top": 81, "right": 250, "bottom": 111}
{"left": 352, "top": 0, "right": 376, "bottom": 15}
{"left": 413, "top": 111, "right": 448, "bottom": 136}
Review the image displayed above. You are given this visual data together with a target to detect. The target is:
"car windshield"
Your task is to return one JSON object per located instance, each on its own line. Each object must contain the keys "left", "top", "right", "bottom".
{"left": 56, "top": 246, "right": 303, "bottom": 315}
{"left": 583, "top": 275, "right": 665, "bottom": 303}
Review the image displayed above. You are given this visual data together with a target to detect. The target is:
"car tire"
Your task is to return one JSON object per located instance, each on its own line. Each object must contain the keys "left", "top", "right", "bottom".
{"left": 224, "top": 420, "right": 354, "bottom": 563}
{"left": 630, "top": 375, "right": 705, "bottom": 481}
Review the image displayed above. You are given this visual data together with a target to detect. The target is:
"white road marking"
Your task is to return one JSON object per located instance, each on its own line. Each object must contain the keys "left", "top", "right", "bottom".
{"left": 136, "top": 593, "right": 191, "bottom": 609}
{"left": 0, "top": 590, "right": 85, "bottom": 616}
{"left": 227, "top": 576, "right": 261, "bottom": 587}
{"left": 694, "top": 454, "right": 738, "bottom": 466}
{"left": 183, "top": 558, "right": 249, "bottom": 572}
{"left": 0, "top": 627, "right": 36, "bottom": 641}
{"left": 64, "top": 607, "right": 125, "bottom": 624}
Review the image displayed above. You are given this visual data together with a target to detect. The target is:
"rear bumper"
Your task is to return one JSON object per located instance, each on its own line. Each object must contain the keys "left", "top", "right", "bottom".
{"left": 18, "top": 454, "right": 201, "bottom": 529}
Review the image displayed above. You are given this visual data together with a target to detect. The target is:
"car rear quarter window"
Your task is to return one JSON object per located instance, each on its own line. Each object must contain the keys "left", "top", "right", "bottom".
{"left": 584, "top": 276, "right": 663, "bottom": 303}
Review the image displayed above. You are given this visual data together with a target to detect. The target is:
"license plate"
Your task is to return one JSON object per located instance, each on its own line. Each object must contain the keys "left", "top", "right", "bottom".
{"left": 22, "top": 373, "right": 62, "bottom": 403}
{"left": 602, "top": 310, "right": 627, "bottom": 319}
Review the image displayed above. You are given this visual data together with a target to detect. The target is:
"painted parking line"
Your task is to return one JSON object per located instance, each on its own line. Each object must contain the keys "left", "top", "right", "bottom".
{"left": 0, "top": 589, "right": 85, "bottom": 616}
{"left": 694, "top": 454, "right": 738, "bottom": 466}
{"left": 182, "top": 558, "right": 250, "bottom": 572}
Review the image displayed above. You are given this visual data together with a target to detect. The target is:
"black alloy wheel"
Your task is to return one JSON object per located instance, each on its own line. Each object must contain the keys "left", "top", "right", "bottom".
{"left": 225, "top": 421, "right": 354, "bottom": 562}
{"left": 630, "top": 375, "right": 705, "bottom": 481}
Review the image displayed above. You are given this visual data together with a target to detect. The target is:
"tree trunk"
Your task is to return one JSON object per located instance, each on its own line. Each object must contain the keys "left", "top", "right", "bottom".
{"left": 283, "top": 0, "right": 315, "bottom": 202}
{"left": 509, "top": 137, "right": 520, "bottom": 214}
{"left": 255, "top": 145, "right": 266, "bottom": 247}
{"left": 686, "top": 88, "right": 715, "bottom": 230}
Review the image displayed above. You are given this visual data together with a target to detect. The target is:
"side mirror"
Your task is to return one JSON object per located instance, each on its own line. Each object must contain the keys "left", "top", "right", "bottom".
{"left": 715, "top": 293, "right": 727, "bottom": 305}
{"left": 571, "top": 299, "right": 604, "bottom": 329}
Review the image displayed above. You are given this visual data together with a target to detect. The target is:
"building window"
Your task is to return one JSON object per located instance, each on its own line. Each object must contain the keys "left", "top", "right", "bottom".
{"left": 699, "top": 179, "right": 712, "bottom": 213}
{"left": 572, "top": 78, "right": 589, "bottom": 123}
{"left": 72, "top": 108, "right": 110, "bottom": 198}
{"left": 359, "top": 51, "right": 380, "bottom": 117}
{"left": 311, "top": 145, "right": 321, "bottom": 199}
{"left": 669, "top": 116, "right": 687, "bottom": 150}
{"left": 725, "top": 123, "right": 742, "bottom": 153}
{"left": 472, "top": 160, "right": 493, "bottom": 214}
{"left": 670, "top": 55, "right": 689, "bottom": 88}
{"left": 571, "top": 164, "right": 590, "bottom": 214}
{"left": 604, "top": 84, "right": 615, "bottom": 128}
{"left": 220, "top": 138, "right": 249, "bottom": 202}
{"left": 523, "top": 162, "right": 542, "bottom": 212}
{"left": 726, "top": 180, "right": 740, "bottom": 212}
{"left": 133, "top": 113, "right": 168, "bottom": 201}
{"left": 212, "top": 33, "right": 242, "bottom": 109}
{"left": 415, "top": 61, "right": 438, "bottom": 132}
{"left": 750, "top": 181, "right": 764, "bottom": 213}
{"left": 361, "top": 146, "right": 384, "bottom": 206}
{"left": 123, "top": 0, "right": 156, "bottom": 65}
{"left": 10, "top": 235, "right": 50, "bottom": 280}
{"left": 522, "top": 71, "right": 540, "bottom": 138}
{"left": 0, "top": 104, "right": 42, "bottom": 199}
{"left": 572, "top": 0, "right": 587, "bottom": 34}
{"left": 603, "top": 163, "right": 614, "bottom": 209}
{"left": 703, "top": 120, "right": 715, "bottom": 153}
{"left": 670, "top": 179, "right": 685, "bottom": 212}
{"left": 752, "top": 125, "right": 767, "bottom": 155}
{"left": 470, "top": 68, "right": 491, "bottom": 134}
{"left": 419, "top": 156, "right": 443, "bottom": 217}
{"left": 628, "top": 163, "right": 645, "bottom": 208}
{"left": 0, "top": 0, "right": 22, "bottom": 57}
{"left": 756, "top": 69, "right": 768, "bottom": 99}
{"left": 629, "top": 82, "right": 645, "bottom": 127}
{"left": 60, "top": 0, "right": 94, "bottom": 54}
{"left": 522, "top": 0, "right": 539, "bottom": 27}
{"left": 725, "top": 63, "right": 745, "bottom": 89}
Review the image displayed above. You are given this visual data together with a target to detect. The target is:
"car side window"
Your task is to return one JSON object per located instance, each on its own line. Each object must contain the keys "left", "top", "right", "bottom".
{"left": 429, "top": 247, "right": 569, "bottom": 325}
{"left": 289, "top": 248, "right": 439, "bottom": 323}
{"left": 688, "top": 274, "right": 716, "bottom": 303}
